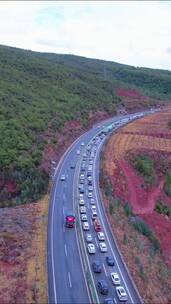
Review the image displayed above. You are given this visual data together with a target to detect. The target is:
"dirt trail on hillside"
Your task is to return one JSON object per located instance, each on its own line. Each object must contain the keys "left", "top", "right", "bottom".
{"left": 120, "top": 159, "right": 164, "bottom": 214}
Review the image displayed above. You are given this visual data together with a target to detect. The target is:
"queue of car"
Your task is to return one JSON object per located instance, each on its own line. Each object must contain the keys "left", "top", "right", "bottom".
{"left": 77, "top": 135, "right": 128, "bottom": 303}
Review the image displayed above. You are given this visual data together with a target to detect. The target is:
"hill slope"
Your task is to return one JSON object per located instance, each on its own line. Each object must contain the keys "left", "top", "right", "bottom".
{"left": 0, "top": 44, "right": 171, "bottom": 206}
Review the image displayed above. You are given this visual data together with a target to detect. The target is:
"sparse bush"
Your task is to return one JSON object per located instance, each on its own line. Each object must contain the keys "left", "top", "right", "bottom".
{"left": 155, "top": 200, "right": 171, "bottom": 217}
{"left": 104, "top": 178, "right": 113, "bottom": 197}
{"left": 113, "top": 197, "right": 121, "bottom": 208}
{"left": 109, "top": 202, "right": 114, "bottom": 215}
{"left": 124, "top": 203, "right": 133, "bottom": 217}
{"left": 123, "top": 233, "right": 128, "bottom": 245}
{"left": 133, "top": 154, "right": 156, "bottom": 185}
{"left": 164, "top": 170, "right": 171, "bottom": 197}
{"left": 167, "top": 120, "right": 171, "bottom": 129}
{"left": 149, "top": 235, "right": 161, "bottom": 253}
{"left": 132, "top": 217, "right": 152, "bottom": 237}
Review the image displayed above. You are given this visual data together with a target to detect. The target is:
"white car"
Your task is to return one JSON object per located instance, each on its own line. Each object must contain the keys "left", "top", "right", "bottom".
{"left": 80, "top": 174, "right": 85, "bottom": 180}
{"left": 91, "top": 211, "right": 97, "bottom": 220}
{"left": 89, "top": 160, "right": 93, "bottom": 165}
{"left": 88, "top": 185, "right": 93, "bottom": 192}
{"left": 90, "top": 198, "right": 95, "bottom": 205}
{"left": 116, "top": 286, "right": 127, "bottom": 302}
{"left": 97, "top": 232, "right": 105, "bottom": 241}
{"left": 76, "top": 149, "right": 80, "bottom": 155}
{"left": 87, "top": 176, "right": 93, "bottom": 181}
{"left": 80, "top": 206, "right": 86, "bottom": 214}
{"left": 88, "top": 192, "right": 93, "bottom": 198}
{"left": 60, "top": 174, "right": 66, "bottom": 181}
{"left": 99, "top": 242, "right": 107, "bottom": 252}
{"left": 79, "top": 199, "right": 85, "bottom": 206}
{"left": 111, "top": 272, "right": 121, "bottom": 285}
{"left": 82, "top": 222, "right": 90, "bottom": 231}
{"left": 85, "top": 233, "right": 93, "bottom": 243}
{"left": 81, "top": 214, "right": 88, "bottom": 222}
{"left": 81, "top": 142, "right": 85, "bottom": 146}
{"left": 87, "top": 243, "right": 96, "bottom": 254}
{"left": 79, "top": 193, "right": 84, "bottom": 199}
{"left": 91, "top": 205, "right": 96, "bottom": 212}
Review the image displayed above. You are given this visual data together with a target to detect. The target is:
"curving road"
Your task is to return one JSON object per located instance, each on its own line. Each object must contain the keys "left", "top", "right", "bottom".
{"left": 47, "top": 109, "right": 156, "bottom": 304}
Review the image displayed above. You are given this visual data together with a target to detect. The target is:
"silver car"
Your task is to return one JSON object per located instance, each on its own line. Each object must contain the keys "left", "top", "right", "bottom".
{"left": 111, "top": 272, "right": 120, "bottom": 285}
{"left": 87, "top": 243, "right": 96, "bottom": 254}
{"left": 99, "top": 242, "right": 107, "bottom": 253}
{"left": 116, "top": 286, "right": 127, "bottom": 301}
{"left": 85, "top": 233, "right": 93, "bottom": 243}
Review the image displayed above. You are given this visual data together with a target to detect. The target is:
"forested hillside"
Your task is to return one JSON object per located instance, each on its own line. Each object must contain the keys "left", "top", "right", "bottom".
{"left": 0, "top": 44, "right": 171, "bottom": 207}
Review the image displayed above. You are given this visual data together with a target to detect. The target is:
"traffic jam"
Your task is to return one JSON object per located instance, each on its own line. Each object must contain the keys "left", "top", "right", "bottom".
{"left": 77, "top": 132, "right": 128, "bottom": 304}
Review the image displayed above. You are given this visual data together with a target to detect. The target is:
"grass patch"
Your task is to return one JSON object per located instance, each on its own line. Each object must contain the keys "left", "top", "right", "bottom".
{"left": 133, "top": 154, "right": 156, "bottom": 185}
{"left": 164, "top": 170, "right": 171, "bottom": 197}
{"left": 155, "top": 200, "right": 171, "bottom": 217}
{"left": 167, "top": 120, "right": 171, "bottom": 129}
{"left": 131, "top": 216, "right": 161, "bottom": 253}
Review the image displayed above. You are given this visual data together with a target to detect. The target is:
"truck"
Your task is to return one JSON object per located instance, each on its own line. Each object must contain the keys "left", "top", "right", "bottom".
{"left": 65, "top": 214, "right": 75, "bottom": 228}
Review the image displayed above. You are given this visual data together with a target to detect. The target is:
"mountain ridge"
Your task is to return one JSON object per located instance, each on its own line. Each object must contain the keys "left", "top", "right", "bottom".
{"left": 0, "top": 44, "right": 170, "bottom": 207}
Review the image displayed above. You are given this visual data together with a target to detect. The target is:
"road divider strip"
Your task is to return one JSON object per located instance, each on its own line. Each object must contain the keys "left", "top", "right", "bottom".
{"left": 74, "top": 146, "right": 100, "bottom": 304}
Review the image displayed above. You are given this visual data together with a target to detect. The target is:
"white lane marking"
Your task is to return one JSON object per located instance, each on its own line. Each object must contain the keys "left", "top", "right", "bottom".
{"left": 103, "top": 263, "right": 107, "bottom": 277}
{"left": 91, "top": 219, "right": 93, "bottom": 226}
{"left": 74, "top": 145, "right": 99, "bottom": 303}
{"left": 114, "top": 298, "right": 117, "bottom": 304}
{"left": 63, "top": 206, "right": 65, "bottom": 217}
{"left": 51, "top": 131, "right": 90, "bottom": 303}
{"left": 64, "top": 244, "right": 67, "bottom": 257}
{"left": 68, "top": 272, "right": 72, "bottom": 288}
{"left": 63, "top": 192, "right": 66, "bottom": 201}
{"left": 95, "top": 237, "right": 99, "bottom": 247}
{"left": 50, "top": 112, "right": 144, "bottom": 303}
{"left": 51, "top": 180, "right": 59, "bottom": 303}
{"left": 93, "top": 141, "right": 134, "bottom": 304}
{"left": 63, "top": 224, "right": 65, "bottom": 233}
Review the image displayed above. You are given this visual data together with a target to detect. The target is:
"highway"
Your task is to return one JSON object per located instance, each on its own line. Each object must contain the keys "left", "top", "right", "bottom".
{"left": 47, "top": 109, "right": 156, "bottom": 304}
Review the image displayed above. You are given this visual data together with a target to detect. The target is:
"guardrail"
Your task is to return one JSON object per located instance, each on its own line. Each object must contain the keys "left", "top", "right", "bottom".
{"left": 73, "top": 113, "right": 148, "bottom": 304}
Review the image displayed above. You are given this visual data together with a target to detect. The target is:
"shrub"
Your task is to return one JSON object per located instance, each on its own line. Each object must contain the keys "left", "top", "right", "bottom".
{"left": 132, "top": 217, "right": 152, "bottom": 237}
{"left": 155, "top": 200, "right": 171, "bottom": 217}
{"left": 109, "top": 202, "right": 114, "bottom": 215}
{"left": 164, "top": 170, "right": 171, "bottom": 197}
{"left": 133, "top": 154, "right": 156, "bottom": 185}
{"left": 149, "top": 235, "right": 161, "bottom": 253}
{"left": 104, "top": 178, "right": 113, "bottom": 197}
{"left": 124, "top": 203, "right": 133, "bottom": 217}
{"left": 123, "top": 233, "right": 128, "bottom": 245}
{"left": 167, "top": 120, "right": 171, "bottom": 129}
{"left": 113, "top": 197, "right": 121, "bottom": 208}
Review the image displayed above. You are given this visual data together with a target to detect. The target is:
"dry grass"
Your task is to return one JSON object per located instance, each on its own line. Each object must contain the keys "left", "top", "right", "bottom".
{"left": 26, "top": 194, "right": 49, "bottom": 304}
{"left": 101, "top": 108, "right": 171, "bottom": 303}
{"left": 0, "top": 194, "right": 49, "bottom": 304}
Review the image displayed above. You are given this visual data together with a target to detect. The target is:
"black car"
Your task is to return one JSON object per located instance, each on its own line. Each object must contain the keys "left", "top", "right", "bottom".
{"left": 104, "top": 299, "right": 114, "bottom": 304}
{"left": 106, "top": 256, "right": 115, "bottom": 266}
{"left": 97, "top": 280, "right": 108, "bottom": 295}
{"left": 88, "top": 180, "right": 93, "bottom": 186}
{"left": 70, "top": 163, "right": 75, "bottom": 169}
{"left": 79, "top": 185, "right": 84, "bottom": 194}
{"left": 92, "top": 261, "right": 102, "bottom": 273}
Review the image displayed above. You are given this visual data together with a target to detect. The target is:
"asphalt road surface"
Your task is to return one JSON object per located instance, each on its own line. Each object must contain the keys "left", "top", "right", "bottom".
{"left": 47, "top": 109, "right": 157, "bottom": 304}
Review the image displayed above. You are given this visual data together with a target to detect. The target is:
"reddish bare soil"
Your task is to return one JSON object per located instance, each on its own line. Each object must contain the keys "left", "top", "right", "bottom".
{"left": 101, "top": 108, "right": 171, "bottom": 303}
{"left": 0, "top": 195, "right": 49, "bottom": 304}
{"left": 0, "top": 110, "right": 112, "bottom": 303}
{"left": 115, "top": 86, "right": 159, "bottom": 113}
